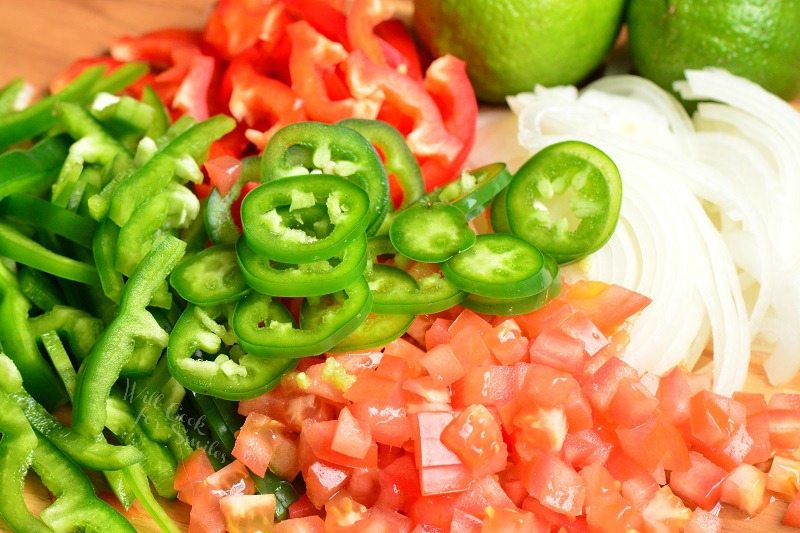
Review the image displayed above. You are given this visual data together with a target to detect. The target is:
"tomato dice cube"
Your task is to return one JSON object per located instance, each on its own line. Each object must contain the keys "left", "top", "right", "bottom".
{"left": 640, "top": 486, "right": 691, "bottom": 532}
{"left": 482, "top": 507, "right": 546, "bottom": 532}
{"left": 449, "top": 309, "right": 492, "bottom": 336}
{"left": 425, "top": 318, "right": 453, "bottom": 351}
{"left": 529, "top": 327, "right": 587, "bottom": 376}
{"left": 483, "top": 319, "right": 529, "bottom": 366}
{"left": 784, "top": 491, "right": 800, "bottom": 528}
{"left": 562, "top": 429, "right": 614, "bottom": 469}
{"left": 512, "top": 404, "right": 568, "bottom": 458}
{"left": 220, "top": 494, "right": 276, "bottom": 533}
{"left": 582, "top": 356, "right": 640, "bottom": 413}
{"left": 562, "top": 281, "right": 651, "bottom": 334}
{"left": 332, "top": 407, "right": 373, "bottom": 460}
{"left": 521, "top": 452, "right": 585, "bottom": 517}
{"left": 689, "top": 390, "right": 747, "bottom": 448}
{"left": 669, "top": 452, "right": 727, "bottom": 511}
{"left": 304, "top": 461, "right": 351, "bottom": 509}
{"left": 720, "top": 464, "right": 769, "bottom": 516}
{"left": 768, "top": 393, "right": 800, "bottom": 411}
{"left": 557, "top": 311, "right": 609, "bottom": 356}
{"left": 767, "top": 456, "right": 800, "bottom": 499}
{"left": 350, "top": 399, "right": 412, "bottom": 448}
{"left": 274, "top": 515, "right": 325, "bottom": 533}
{"left": 453, "top": 475, "right": 516, "bottom": 519}
{"left": 420, "top": 344, "right": 466, "bottom": 387}
{"left": 608, "top": 378, "right": 659, "bottom": 427}
{"left": 448, "top": 327, "right": 492, "bottom": 371}
{"left": 451, "top": 508, "right": 483, "bottom": 533}
{"left": 175, "top": 449, "right": 215, "bottom": 505}
{"left": 441, "top": 404, "right": 507, "bottom": 476}
{"left": 769, "top": 409, "right": 800, "bottom": 452}
{"left": 683, "top": 508, "right": 721, "bottom": 533}
{"left": 232, "top": 412, "right": 283, "bottom": 477}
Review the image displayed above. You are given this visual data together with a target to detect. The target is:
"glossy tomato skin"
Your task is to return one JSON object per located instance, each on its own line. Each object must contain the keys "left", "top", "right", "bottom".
{"left": 669, "top": 452, "right": 727, "bottom": 511}
{"left": 784, "top": 491, "right": 800, "bottom": 528}
{"left": 174, "top": 449, "right": 215, "bottom": 505}
{"left": 440, "top": 404, "right": 507, "bottom": 476}
{"left": 520, "top": 452, "right": 585, "bottom": 517}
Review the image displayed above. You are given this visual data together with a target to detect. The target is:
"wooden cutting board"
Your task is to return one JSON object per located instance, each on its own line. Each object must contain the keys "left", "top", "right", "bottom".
{"left": 0, "top": 0, "right": 798, "bottom": 531}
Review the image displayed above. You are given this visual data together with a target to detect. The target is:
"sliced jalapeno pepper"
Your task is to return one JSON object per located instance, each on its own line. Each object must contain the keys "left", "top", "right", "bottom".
{"left": 441, "top": 233, "right": 556, "bottom": 299}
{"left": 330, "top": 312, "right": 415, "bottom": 352}
{"left": 338, "top": 118, "right": 425, "bottom": 209}
{"left": 28, "top": 305, "right": 104, "bottom": 361}
{"left": 419, "top": 163, "right": 513, "bottom": 221}
{"left": 389, "top": 203, "right": 476, "bottom": 263}
{"left": 237, "top": 234, "right": 368, "bottom": 297}
{"left": 242, "top": 174, "right": 370, "bottom": 263}
{"left": 170, "top": 245, "right": 250, "bottom": 306}
{"left": 490, "top": 186, "right": 512, "bottom": 233}
{"left": 167, "top": 304, "right": 297, "bottom": 400}
{"left": 234, "top": 277, "right": 372, "bottom": 358}
{"left": 461, "top": 273, "right": 563, "bottom": 316}
{"left": 506, "top": 141, "right": 622, "bottom": 264}
{"left": 261, "top": 122, "right": 389, "bottom": 234}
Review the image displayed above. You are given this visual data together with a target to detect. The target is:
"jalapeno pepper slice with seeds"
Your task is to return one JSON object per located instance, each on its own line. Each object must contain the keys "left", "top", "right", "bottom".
{"left": 170, "top": 244, "right": 250, "bottom": 306}
{"left": 389, "top": 203, "right": 476, "bottom": 263}
{"left": 369, "top": 263, "right": 465, "bottom": 315}
{"left": 506, "top": 141, "right": 622, "bottom": 264}
{"left": 236, "top": 234, "right": 368, "bottom": 297}
{"left": 261, "top": 122, "right": 389, "bottom": 234}
{"left": 329, "top": 313, "right": 415, "bottom": 353}
{"left": 461, "top": 270, "right": 563, "bottom": 316}
{"left": 241, "top": 174, "right": 370, "bottom": 263}
{"left": 419, "top": 162, "right": 513, "bottom": 221}
{"left": 441, "top": 233, "right": 556, "bottom": 299}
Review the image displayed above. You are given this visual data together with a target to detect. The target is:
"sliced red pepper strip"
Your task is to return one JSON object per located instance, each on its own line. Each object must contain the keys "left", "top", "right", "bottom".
{"left": 284, "top": 0, "right": 350, "bottom": 47}
{"left": 287, "top": 21, "right": 382, "bottom": 123}
{"left": 346, "top": 0, "right": 394, "bottom": 65}
{"left": 110, "top": 28, "right": 201, "bottom": 69}
{"left": 173, "top": 55, "right": 216, "bottom": 121}
{"left": 203, "top": 0, "right": 287, "bottom": 59}
{"left": 376, "top": 19, "right": 423, "bottom": 80}
{"left": 345, "top": 50, "right": 461, "bottom": 164}
{"left": 419, "top": 55, "right": 478, "bottom": 189}
{"left": 227, "top": 59, "right": 307, "bottom": 151}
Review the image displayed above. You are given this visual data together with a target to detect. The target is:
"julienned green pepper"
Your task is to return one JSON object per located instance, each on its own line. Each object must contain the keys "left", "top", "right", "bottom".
{"left": 261, "top": 121, "right": 389, "bottom": 234}
{"left": 167, "top": 304, "right": 297, "bottom": 400}
{"left": 0, "top": 77, "right": 27, "bottom": 116}
{"left": 17, "top": 266, "right": 65, "bottom": 312}
{"left": 92, "top": 218, "right": 125, "bottom": 303}
{"left": 90, "top": 92, "right": 156, "bottom": 138}
{"left": 108, "top": 114, "right": 236, "bottom": 227}
{"left": 0, "top": 193, "right": 98, "bottom": 247}
{"left": 28, "top": 305, "right": 104, "bottom": 360}
{"left": 205, "top": 156, "right": 260, "bottom": 245}
{"left": 233, "top": 276, "right": 373, "bottom": 358}
{"left": 0, "top": 135, "right": 70, "bottom": 201}
{"left": 141, "top": 85, "right": 171, "bottom": 139}
{"left": 72, "top": 235, "right": 186, "bottom": 437}
{"left": 241, "top": 174, "right": 370, "bottom": 263}
{"left": 338, "top": 118, "right": 425, "bottom": 209}
{"left": 0, "top": 264, "right": 67, "bottom": 409}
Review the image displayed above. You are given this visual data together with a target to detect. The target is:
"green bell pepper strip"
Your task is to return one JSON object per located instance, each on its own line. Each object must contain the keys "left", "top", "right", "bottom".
{"left": 55, "top": 101, "right": 133, "bottom": 153}
{"left": 338, "top": 118, "right": 425, "bottom": 209}
{"left": 462, "top": 273, "right": 563, "bottom": 316}
{"left": 125, "top": 358, "right": 193, "bottom": 461}
{"left": 330, "top": 312, "right": 415, "bottom": 353}
{"left": 18, "top": 266, "right": 64, "bottom": 312}
{"left": 418, "top": 163, "right": 512, "bottom": 221}
{"left": 141, "top": 85, "right": 171, "bottom": 139}
{"left": 0, "top": 222, "right": 101, "bottom": 285}
{"left": 40, "top": 331, "right": 78, "bottom": 402}
{"left": 72, "top": 235, "right": 185, "bottom": 437}
{"left": 441, "top": 233, "right": 556, "bottom": 299}
{"left": 89, "top": 61, "right": 150, "bottom": 97}
{"left": 92, "top": 218, "right": 125, "bottom": 303}
{"left": 156, "top": 114, "right": 197, "bottom": 148}
{"left": 489, "top": 186, "right": 512, "bottom": 234}
{"left": 167, "top": 304, "right": 297, "bottom": 400}
{"left": 0, "top": 66, "right": 105, "bottom": 150}
{"left": 87, "top": 154, "right": 134, "bottom": 221}
{"left": 90, "top": 92, "right": 155, "bottom": 137}
{"left": 170, "top": 244, "right": 250, "bottom": 306}
{"left": 205, "top": 156, "right": 260, "bottom": 245}
{"left": 0, "top": 193, "right": 98, "bottom": 247}
{"left": 0, "top": 364, "right": 50, "bottom": 533}
{"left": 31, "top": 430, "right": 137, "bottom": 533}
{"left": 0, "top": 77, "right": 27, "bottom": 116}
{"left": 234, "top": 277, "right": 372, "bottom": 358}
{"left": 0, "top": 264, "right": 68, "bottom": 409}
{"left": 121, "top": 465, "right": 181, "bottom": 533}
{"left": 28, "top": 305, "right": 104, "bottom": 361}
{"left": 242, "top": 174, "right": 370, "bottom": 263}
{"left": 506, "top": 140, "right": 623, "bottom": 264}
{"left": 106, "top": 392, "right": 179, "bottom": 499}
{"left": 389, "top": 202, "right": 476, "bottom": 263}
{"left": 108, "top": 114, "right": 236, "bottom": 227}
{"left": 180, "top": 196, "right": 210, "bottom": 255}
{"left": 0, "top": 135, "right": 70, "bottom": 201}
{"left": 186, "top": 391, "right": 298, "bottom": 520}
{"left": 237, "top": 233, "right": 368, "bottom": 297}
{"left": 261, "top": 121, "right": 389, "bottom": 234}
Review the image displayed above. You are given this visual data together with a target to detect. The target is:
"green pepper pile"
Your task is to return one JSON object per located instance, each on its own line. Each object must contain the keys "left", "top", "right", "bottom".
{"left": 0, "top": 64, "right": 622, "bottom": 531}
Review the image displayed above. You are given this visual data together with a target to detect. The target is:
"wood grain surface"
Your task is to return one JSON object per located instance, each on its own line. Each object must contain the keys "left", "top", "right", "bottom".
{"left": 0, "top": 0, "right": 798, "bottom": 531}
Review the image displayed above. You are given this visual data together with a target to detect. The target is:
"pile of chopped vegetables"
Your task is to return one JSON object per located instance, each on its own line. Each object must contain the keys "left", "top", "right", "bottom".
{"left": 0, "top": 0, "right": 799, "bottom": 532}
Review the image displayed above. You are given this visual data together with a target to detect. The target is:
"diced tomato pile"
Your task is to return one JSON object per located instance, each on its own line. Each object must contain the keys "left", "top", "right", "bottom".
{"left": 53, "top": 0, "right": 477, "bottom": 195}
{"left": 175, "top": 280, "right": 800, "bottom": 531}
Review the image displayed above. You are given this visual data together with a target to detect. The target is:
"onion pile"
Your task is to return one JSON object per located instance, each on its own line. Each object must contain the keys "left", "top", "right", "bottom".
{"left": 467, "top": 69, "right": 800, "bottom": 394}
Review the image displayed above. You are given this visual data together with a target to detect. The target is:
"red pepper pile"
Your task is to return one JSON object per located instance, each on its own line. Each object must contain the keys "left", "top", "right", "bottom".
{"left": 52, "top": 0, "right": 477, "bottom": 195}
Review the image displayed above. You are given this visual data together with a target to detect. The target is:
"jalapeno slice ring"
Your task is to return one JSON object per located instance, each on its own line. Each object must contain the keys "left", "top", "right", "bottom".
{"left": 461, "top": 273, "right": 563, "bottom": 316}
{"left": 419, "top": 162, "right": 513, "bottom": 221}
{"left": 389, "top": 203, "right": 476, "bottom": 263}
{"left": 329, "top": 313, "right": 415, "bottom": 353}
{"left": 170, "top": 245, "right": 250, "bottom": 306}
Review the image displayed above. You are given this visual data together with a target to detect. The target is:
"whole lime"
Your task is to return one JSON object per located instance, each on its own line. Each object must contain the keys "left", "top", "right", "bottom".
{"left": 627, "top": 0, "right": 800, "bottom": 100}
{"left": 413, "top": 0, "right": 626, "bottom": 104}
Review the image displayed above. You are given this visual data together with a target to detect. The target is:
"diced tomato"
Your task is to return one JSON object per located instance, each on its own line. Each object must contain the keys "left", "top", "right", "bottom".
{"left": 350, "top": 399, "right": 412, "bottom": 448}
{"left": 580, "top": 461, "right": 620, "bottom": 504}
{"left": 449, "top": 309, "right": 492, "bottom": 337}
{"left": 616, "top": 417, "right": 668, "bottom": 472}
{"left": 640, "top": 486, "right": 692, "bottom": 532}
{"left": 403, "top": 376, "right": 451, "bottom": 404}
{"left": 190, "top": 460, "right": 256, "bottom": 533}
{"left": 367, "top": 505, "right": 414, "bottom": 533}
{"left": 482, "top": 507, "right": 546, "bottom": 532}
{"left": 683, "top": 508, "right": 721, "bottom": 533}
{"left": 288, "top": 494, "right": 321, "bottom": 520}
{"left": 384, "top": 337, "right": 426, "bottom": 369}
{"left": 188, "top": 505, "right": 226, "bottom": 533}
{"left": 529, "top": 327, "right": 587, "bottom": 376}
{"left": 378, "top": 454, "right": 420, "bottom": 510}
{"left": 324, "top": 490, "right": 369, "bottom": 530}
{"left": 720, "top": 463, "right": 769, "bottom": 516}
{"left": 305, "top": 460, "right": 352, "bottom": 509}
{"left": 174, "top": 449, "right": 215, "bottom": 505}
{"left": 451, "top": 508, "right": 483, "bottom": 533}
{"left": 689, "top": 390, "right": 747, "bottom": 448}
{"left": 769, "top": 409, "right": 800, "bottom": 452}
{"left": 621, "top": 472, "right": 658, "bottom": 509}
{"left": 769, "top": 393, "right": 800, "bottom": 410}
{"left": 520, "top": 452, "right": 585, "bottom": 517}
{"left": 303, "top": 419, "right": 378, "bottom": 469}
{"left": 441, "top": 404, "right": 507, "bottom": 476}
{"left": 744, "top": 411, "right": 771, "bottom": 464}
{"left": 669, "top": 452, "right": 727, "bottom": 511}
{"left": 419, "top": 344, "right": 465, "bottom": 387}
{"left": 733, "top": 391, "right": 768, "bottom": 416}
{"left": 767, "top": 456, "right": 800, "bottom": 499}
{"left": 425, "top": 318, "right": 452, "bottom": 351}
{"left": 449, "top": 326, "right": 492, "bottom": 371}
{"left": 404, "top": 493, "right": 459, "bottom": 530}
{"left": 656, "top": 367, "right": 693, "bottom": 432}
{"left": 452, "top": 475, "right": 515, "bottom": 520}
{"left": 345, "top": 50, "right": 461, "bottom": 164}
{"left": 584, "top": 491, "right": 642, "bottom": 533}
{"left": 375, "top": 355, "right": 411, "bottom": 382}
{"left": 219, "top": 494, "right": 276, "bottom": 533}
{"left": 413, "top": 411, "right": 460, "bottom": 468}
{"left": 562, "top": 429, "right": 614, "bottom": 470}
{"left": 346, "top": 467, "right": 381, "bottom": 508}
{"left": 406, "top": 315, "right": 433, "bottom": 347}
{"left": 204, "top": 155, "right": 242, "bottom": 197}
{"left": 562, "top": 281, "right": 651, "bottom": 334}
{"left": 344, "top": 370, "right": 401, "bottom": 403}
{"left": 483, "top": 319, "right": 528, "bottom": 366}
{"left": 516, "top": 299, "right": 576, "bottom": 339}
{"left": 512, "top": 404, "right": 568, "bottom": 458}
{"left": 298, "top": 362, "right": 348, "bottom": 404}
{"left": 274, "top": 515, "right": 326, "bottom": 533}
{"left": 452, "top": 365, "right": 517, "bottom": 408}
{"left": 657, "top": 417, "right": 692, "bottom": 473}
{"left": 581, "top": 356, "right": 640, "bottom": 414}
{"left": 705, "top": 423, "right": 754, "bottom": 471}
{"left": 232, "top": 412, "right": 297, "bottom": 478}
{"left": 784, "top": 491, "right": 800, "bottom": 528}
{"left": 607, "top": 378, "right": 659, "bottom": 427}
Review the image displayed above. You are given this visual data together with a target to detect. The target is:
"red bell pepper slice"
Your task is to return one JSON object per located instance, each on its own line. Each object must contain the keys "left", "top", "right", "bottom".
{"left": 203, "top": 0, "right": 289, "bottom": 59}
{"left": 376, "top": 19, "right": 423, "bottom": 80}
{"left": 419, "top": 55, "right": 478, "bottom": 189}
{"left": 287, "top": 21, "right": 382, "bottom": 123}
{"left": 346, "top": 0, "right": 394, "bottom": 66}
{"left": 226, "top": 58, "right": 307, "bottom": 151}
{"left": 345, "top": 50, "right": 461, "bottom": 165}
{"left": 110, "top": 28, "right": 201, "bottom": 69}
{"left": 173, "top": 55, "right": 216, "bottom": 121}
{"left": 283, "top": 0, "right": 350, "bottom": 48}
